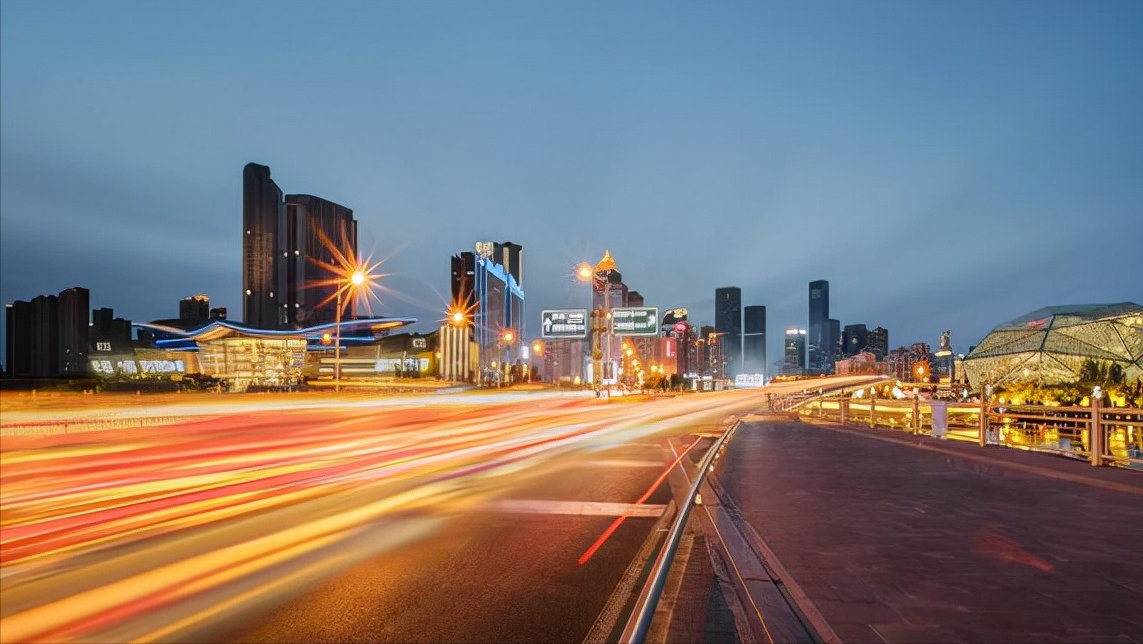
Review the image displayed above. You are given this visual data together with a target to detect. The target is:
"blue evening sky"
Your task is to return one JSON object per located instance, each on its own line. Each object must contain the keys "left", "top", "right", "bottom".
{"left": 2, "top": 1, "right": 1141, "bottom": 366}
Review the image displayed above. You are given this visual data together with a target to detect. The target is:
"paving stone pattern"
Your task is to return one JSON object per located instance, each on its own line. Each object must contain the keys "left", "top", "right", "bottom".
{"left": 717, "top": 420, "right": 1143, "bottom": 644}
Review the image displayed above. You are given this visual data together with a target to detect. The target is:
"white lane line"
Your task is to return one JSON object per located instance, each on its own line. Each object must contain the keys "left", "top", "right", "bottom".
{"left": 488, "top": 499, "right": 667, "bottom": 518}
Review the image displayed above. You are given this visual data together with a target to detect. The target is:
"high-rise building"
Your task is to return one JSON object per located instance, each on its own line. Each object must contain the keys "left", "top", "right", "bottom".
{"left": 715, "top": 287, "right": 742, "bottom": 377}
{"left": 808, "top": 280, "right": 829, "bottom": 372}
{"left": 30, "top": 294, "right": 59, "bottom": 378}
{"left": 494, "top": 241, "right": 523, "bottom": 290}
{"left": 591, "top": 251, "right": 628, "bottom": 383}
{"left": 451, "top": 252, "right": 477, "bottom": 314}
{"left": 282, "top": 194, "right": 357, "bottom": 327}
{"left": 868, "top": 326, "right": 889, "bottom": 360}
{"left": 242, "top": 162, "right": 283, "bottom": 329}
{"left": 828, "top": 318, "right": 841, "bottom": 370}
{"left": 5, "top": 300, "right": 32, "bottom": 377}
{"left": 626, "top": 291, "right": 644, "bottom": 307}
{"left": 842, "top": 324, "right": 869, "bottom": 357}
{"left": 57, "top": 287, "right": 89, "bottom": 376}
{"left": 784, "top": 327, "right": 806, "bottom": 374}
{"left": 179, "top": 295, "right": 210, "bottom": 324}
{"left": 743, "top": 305, "right": 766, "bottom": 377}
{"left": 91, "top": 307, "right": 133, "bottom": 354}
{"left": 242, "top": 163, "right": 357, "bottom": 329}
{"left": 450, "top": 243, "right": 525, "bottom": 381}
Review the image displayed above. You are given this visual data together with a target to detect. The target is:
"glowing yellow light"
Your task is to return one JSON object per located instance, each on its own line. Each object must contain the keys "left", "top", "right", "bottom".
{"left": 452, "top": 311, "right": 464, "bottom": 324}
{"left": 576, "top": 262, "right": 594, "bottom": 283}
{"left": 350, "top": 271, "right": 365, "bottom": 286}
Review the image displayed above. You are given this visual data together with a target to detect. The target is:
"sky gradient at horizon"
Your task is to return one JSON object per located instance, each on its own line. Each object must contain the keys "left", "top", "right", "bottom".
{"left": 2, "top": 1, "right": 1141, "bottom": 366}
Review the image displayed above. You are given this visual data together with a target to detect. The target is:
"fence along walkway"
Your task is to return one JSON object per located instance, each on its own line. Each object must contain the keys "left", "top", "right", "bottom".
{"left": 781, "top": 384, "right": 1142, "bottom": 470}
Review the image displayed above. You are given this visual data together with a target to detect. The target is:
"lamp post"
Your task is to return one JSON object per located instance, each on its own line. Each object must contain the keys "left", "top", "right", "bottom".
{"left": 576, "top": 261, "right": 612, "bottom": 396}
{"left": 499, "top": 329, "right": 515, "bottom": 388}
{"left": 532, "top": 339, "right": 544, "bottom": 383}
{"left": 334, "top": 270, "right": 366, "bottom": 393}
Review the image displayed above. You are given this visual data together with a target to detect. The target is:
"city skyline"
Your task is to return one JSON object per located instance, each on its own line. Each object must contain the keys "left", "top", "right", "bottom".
{"left": 3, "top": 2, "right": 1142, "bottom": 368}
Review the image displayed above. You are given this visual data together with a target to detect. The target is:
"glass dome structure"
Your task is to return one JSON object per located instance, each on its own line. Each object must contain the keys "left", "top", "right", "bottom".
{"left": 962, "top": 302, "right": 1143, "bottom": 389}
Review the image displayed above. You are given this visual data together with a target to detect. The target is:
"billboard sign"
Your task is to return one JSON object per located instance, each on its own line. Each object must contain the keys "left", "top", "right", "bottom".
{"left": 735, "top": 374, "right": 766, "bottom": 388}
{"left": 611, "top": 307, "right": 659, "bottom": 336}
{"left": 541, "top": 309, "right": 588, "bottom": 339}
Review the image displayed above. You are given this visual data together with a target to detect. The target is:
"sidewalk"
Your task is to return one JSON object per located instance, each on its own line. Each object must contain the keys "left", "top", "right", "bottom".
{"left": 713, "top": 415, "right": 1143, "bottom": 644}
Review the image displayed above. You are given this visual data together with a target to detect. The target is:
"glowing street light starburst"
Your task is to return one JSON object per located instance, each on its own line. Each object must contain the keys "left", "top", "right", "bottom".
{"left": 307, "top": 225, "right": 386, "bottom": 319}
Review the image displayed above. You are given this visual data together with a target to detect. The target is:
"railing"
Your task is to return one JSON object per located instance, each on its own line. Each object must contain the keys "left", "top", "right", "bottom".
{"left": 618, "top": 423, "right": 738, "bottom": 643}
{"left": 794, "top": 391, "right": 1143, "bottom": 469}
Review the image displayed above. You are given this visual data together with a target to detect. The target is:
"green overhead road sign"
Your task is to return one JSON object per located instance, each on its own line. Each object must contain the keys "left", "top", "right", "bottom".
{"left": 611, "top": 307, "right": 659, "bottom": 336}
{"left": 541, "top": 309, "right": 588, "bottom": 339}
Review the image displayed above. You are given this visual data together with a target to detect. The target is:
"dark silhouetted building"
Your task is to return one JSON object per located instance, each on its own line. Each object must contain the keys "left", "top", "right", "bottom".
{"left": 243, "top": 162, "right": 283, "bottom": 329}
{"left": 868, "top": 326, "right": 889, "bottom": 360}
{"left": 743, "top": 305, "right": 766, "bottom": 377}
{"left": 58, "top": 287, "right": 89, "bottom": 376}
{"left": 451, "top": 252, "right": 477, "bottom": 314}
{"left": 5, "top": 287, "right": 94, "bottom": 378}
{"left": 242, "top": 162, "right": 358, "bottom": 329}
{"left": 494, "top": 241, "right": 523, "bottom": 290}
{"left": 209, "top": 307, "right": 227, "bottom": 320}
{"left": 715, "top": 287, "right": 742, "bottom": 377}
{"left": 842, "top": 324, "right": 869, "bottom": 357}
{"left": 91, "top": 307, "right": 133, "bottom": 354}
{"left": 828, "top": 318, "right": 841, "bottom": 368}
{"left": 283, "top": 194, "right": 357, "bottom": 326}
{"left": 808, "top": 280, "right": 829, "bottom": 372}
{"left": 179, "top": 295, "right": 210, "bottom": 324}
{"left": 626, "top": 291, "right": 644, "bottom": 307}
{"left": 30, "top": 294, "right": 59, "bottom": 378}
{"left": 5, "top": 300, "right": 32, "bottom": 378}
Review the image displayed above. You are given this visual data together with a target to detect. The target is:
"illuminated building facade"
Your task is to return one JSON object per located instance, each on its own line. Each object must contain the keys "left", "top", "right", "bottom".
{"left": 135, "top": 317, "right": 415, "bottom": 392}
{"left": 962, "top": 303, "right": 1143, "bottom": 390}
{"left": 783, "top": 327, "right": 807, "bottom": 374}
{"left": 451, "top": 242, "right": 525, "bottom": 383}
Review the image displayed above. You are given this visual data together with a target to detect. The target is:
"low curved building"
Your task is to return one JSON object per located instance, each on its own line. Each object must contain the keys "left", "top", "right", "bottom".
{"left": 962, "top": 302, "right": 1142, "bottom": 389}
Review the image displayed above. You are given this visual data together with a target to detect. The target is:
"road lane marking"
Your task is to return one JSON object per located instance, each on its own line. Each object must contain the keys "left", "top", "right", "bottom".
{"left": 487, "top": 500, "right": 667, "bottom": 518}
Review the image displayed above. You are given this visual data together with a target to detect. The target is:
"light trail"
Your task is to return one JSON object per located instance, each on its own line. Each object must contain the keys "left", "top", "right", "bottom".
{"left": 0, "top": 388, "right": 776, "bottom": 643}
{"left": 577, "top": 438, "right": 700, "bottom": 566}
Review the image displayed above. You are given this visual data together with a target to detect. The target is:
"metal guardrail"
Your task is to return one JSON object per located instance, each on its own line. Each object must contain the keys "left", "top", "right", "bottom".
{"left": 618, "top": 423, "right": 739, "bottom": 643}
{"left": 795, "top": 390, "right": 1143, "bottom": 469}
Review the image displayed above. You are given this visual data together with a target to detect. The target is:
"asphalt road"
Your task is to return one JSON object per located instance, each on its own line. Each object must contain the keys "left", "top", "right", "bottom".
{"left": 1, "top": 386, "right": 786, "bottom": 643}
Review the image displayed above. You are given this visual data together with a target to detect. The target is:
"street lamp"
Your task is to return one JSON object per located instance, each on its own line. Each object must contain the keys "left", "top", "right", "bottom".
{"left": 333, "top": 269, "right": 367, "bottom": 393}
{"left": 499, "top": 329, "right": 515, "bottom": 388}
{"left": 532, "top": 340, "right": 544, "bottom": 383}
{"left": 577, "top": 260, "right": 616, "bottom": 395}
